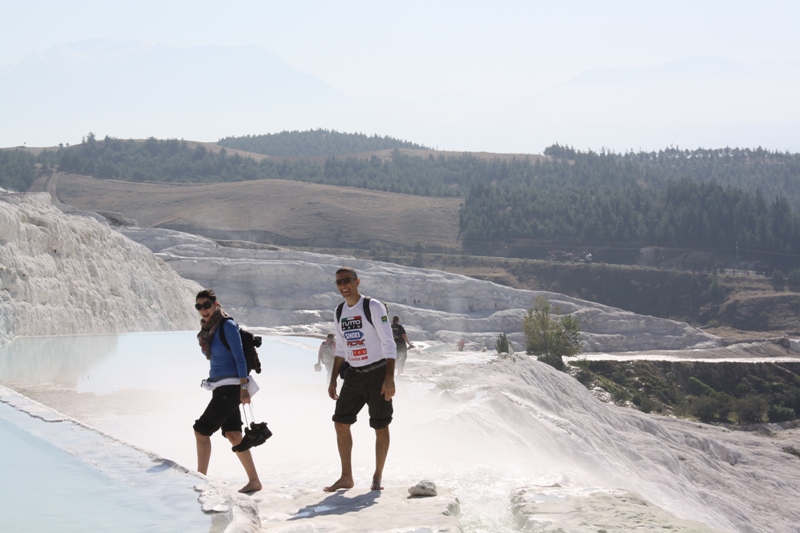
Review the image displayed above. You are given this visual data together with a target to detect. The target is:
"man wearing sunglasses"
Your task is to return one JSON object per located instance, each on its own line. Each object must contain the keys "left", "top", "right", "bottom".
{"left": 325, "top": 267, "right": 397, "bottom": 492}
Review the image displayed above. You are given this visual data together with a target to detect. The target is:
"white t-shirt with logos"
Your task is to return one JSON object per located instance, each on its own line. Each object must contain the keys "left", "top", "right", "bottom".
{"left": 334, "top": 296, "right": 397, "bottom": 367}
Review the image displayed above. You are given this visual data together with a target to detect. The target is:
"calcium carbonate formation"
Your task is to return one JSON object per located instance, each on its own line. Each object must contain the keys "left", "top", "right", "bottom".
{"left": 0, "top": 192, "right": 201, "bottom": 345}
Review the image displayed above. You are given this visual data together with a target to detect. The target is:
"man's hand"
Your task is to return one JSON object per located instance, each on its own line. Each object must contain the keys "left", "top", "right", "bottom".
{"left": 381, "top": 377, "right": 396, "bottom": 401}
{"left": 240, "top": 388, "right": 251, "bottom": 404}
{"left": 328, "top": 380, "right": 339, "bottom": 400}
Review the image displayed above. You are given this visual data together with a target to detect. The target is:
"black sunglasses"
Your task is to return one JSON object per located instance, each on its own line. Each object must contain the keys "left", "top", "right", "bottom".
{"left": 335, "top": 277, "right": 354, "bottom": 286}
{"left": 195, "top": 301, "right": 214, "bottom": 310}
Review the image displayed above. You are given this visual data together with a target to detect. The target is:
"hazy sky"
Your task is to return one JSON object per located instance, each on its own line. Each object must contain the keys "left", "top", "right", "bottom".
{"left": 3, "top": 0, "right": 800, "bottom": 152}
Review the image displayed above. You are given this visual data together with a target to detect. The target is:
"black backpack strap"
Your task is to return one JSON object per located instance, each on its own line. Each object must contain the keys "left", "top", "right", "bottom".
{"left": 362, "top": 297, "right": 372, "bottom": 326}
{"left": 218, "top": 316, "right": 232, "bottom": 350}
{"left": 336, "top": 297, "right": 373, "bottom": 326}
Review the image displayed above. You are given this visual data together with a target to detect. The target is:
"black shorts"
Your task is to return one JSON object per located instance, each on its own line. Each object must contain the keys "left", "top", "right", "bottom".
{"left": 333, "top": 362, "right": 393, "bottom": 429}
{"left": 193, "top": 385, "right": 243, "bottom": 437}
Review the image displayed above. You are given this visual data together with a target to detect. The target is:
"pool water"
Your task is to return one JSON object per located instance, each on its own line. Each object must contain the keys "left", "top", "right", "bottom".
{"left": 0, "top": 397, "right": 210, "bottom": 533}
{"left": 0, "top": 331, "right": 547, "bottom": 532}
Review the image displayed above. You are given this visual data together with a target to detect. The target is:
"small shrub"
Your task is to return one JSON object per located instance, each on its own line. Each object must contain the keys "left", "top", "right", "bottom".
{"left": 638, "top": 395, "right": 655, "bottom": 414}
{"left": 537, "top": 353, "right": 565, "bottom": 370}
{"left": 673, "top": 400, "right": 691, "bottom": 418}
{"left": 689, "top": 393, "right": 732, "bottom": 423}
{"left": 709, "top": 278, "right": 725, "bottom": 301}
{"left": 777, "top": 388, "right": 800, "bottom": 413}
{"left": 787, "top": 269, "right": 800, "bottom": 292}
{"left": 495, "top": 332, "right": 509, "bottom": 354}
{"left": 736, "top": 378, "right": 754, "bottom": 395}
{"left": 574, "top": 367, "right": 594, "bottom": 386}
{"left": 523, "top": 295, "right": 582, "bottom": 370}
{"left": 715, "top": 393, "right": 733, "bottom": 422}
{"left": 610, "top": 386, "right": 629, "bottom": 404}
{"left": 571, "top": 358, "right": 591, "bottom": 369}
{"left": 772, "top": 270, "right": 786, "bottom": 291}
{"left": 690, "top": 395, "right": 719, "bottom": 422}
{"left": 767, "top": 405, "right": 795, "bottom": 422}
{"left": 734, "top": 395, "right": 768, "bottom": 424}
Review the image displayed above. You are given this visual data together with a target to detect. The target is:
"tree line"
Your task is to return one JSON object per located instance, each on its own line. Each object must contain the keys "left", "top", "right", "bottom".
{"left": 218, "top": 128, "right": 428, "bottom": 156}
{"left": 2, "top": 132, "right": 799, "bottom": 269}
{"left": 459, "top": 146, "right": 800, "bottom": 270}
{"left": 459, "top": 179, "right": 798, "bottom": 259}
{"left": 0, "top": 149, "right": 37, "bottom": 191}
{"left": 544, "top": 144, "right": 800, "bottom": 210}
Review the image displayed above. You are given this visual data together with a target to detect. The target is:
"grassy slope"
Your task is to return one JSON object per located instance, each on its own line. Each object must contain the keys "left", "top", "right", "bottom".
{"left": 34, "top": 172, "right": 463, "bottom": 250}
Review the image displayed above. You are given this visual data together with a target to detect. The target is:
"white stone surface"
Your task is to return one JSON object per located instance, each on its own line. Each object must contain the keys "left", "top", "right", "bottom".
{"left": 119, "top": 226, "right": 721, "bottom": 353}
{"left": 402, "top": 349, "right": 800, "bottom": 533}
{"left": 0, "top": 193, "right": 201, "bottom": 345}
{"left": 510, "top": 486, "right": 725, "bottom": 532}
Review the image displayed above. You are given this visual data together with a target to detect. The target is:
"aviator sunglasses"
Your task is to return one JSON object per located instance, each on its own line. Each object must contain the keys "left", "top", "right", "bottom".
{"left": 335, "top": 277, "right": 354, "bottom": 286}
{"left": 195, "top": 301, "right": 214, "bottom": 310}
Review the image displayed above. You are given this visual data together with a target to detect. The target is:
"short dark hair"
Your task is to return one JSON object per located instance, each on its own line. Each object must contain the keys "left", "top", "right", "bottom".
{"left": 336, "top": 267, "right": 358, "bottom": 279}
{"left": 392, "top": 315, "right": 400, "bottom": 323}
{"left": 196, "top": 289, "right": 217, "bottom": 302}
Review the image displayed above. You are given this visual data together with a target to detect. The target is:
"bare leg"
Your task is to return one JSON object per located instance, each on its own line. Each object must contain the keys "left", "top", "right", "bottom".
{"left": 324, "top": 422, "right": 354, "bottom": 492}
{"left": 195, "top": 431, "right": 211, "bottom": 475}
{"left": 372, "top": 426, "right": 390, "bottom": 490}
{"left": 225, "top": 431, "right": 262, "bottom": 493}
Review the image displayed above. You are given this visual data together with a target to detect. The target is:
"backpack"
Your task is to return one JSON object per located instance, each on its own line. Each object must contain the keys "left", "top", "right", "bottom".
{"left": 335, "top": 297, "right": 374, "bottom": 378}
{"left": 219, "top": 316, "right": 263, "bottom": 374}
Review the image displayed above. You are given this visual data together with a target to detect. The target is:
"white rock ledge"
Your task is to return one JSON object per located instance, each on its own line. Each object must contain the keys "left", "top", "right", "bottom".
{"left": 0, "top": 192, "right": 201, "bottom": 346}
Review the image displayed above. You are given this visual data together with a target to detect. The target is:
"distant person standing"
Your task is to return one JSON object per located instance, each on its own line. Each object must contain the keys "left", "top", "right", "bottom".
{"left": 325, "top": 267, "right": 397, "bottom": 492}
{"left": 317, "top": 333, "right": 336, "bottom": 381}
{"left": 456, "top": 338, "right": 465, "bottom": 352}
{"left": 391, "top": 315, "right": 414, "bottom": 374}
{"left": 193, "top": 289, "right": 262, "bottom": 493}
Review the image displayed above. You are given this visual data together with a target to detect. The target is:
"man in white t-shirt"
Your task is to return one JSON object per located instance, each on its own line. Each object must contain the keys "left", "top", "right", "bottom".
{"left": 324, "top": 267, "right": 396, "bottom": 492}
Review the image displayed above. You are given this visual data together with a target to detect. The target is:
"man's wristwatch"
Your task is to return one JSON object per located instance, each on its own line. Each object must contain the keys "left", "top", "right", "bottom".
{"left": 241, "top": 383, "right": 249, "bottom": 390}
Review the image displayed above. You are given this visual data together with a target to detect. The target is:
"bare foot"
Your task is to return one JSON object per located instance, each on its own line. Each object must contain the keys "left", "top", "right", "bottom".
{"left": 239, "top": 481, "right": 262, "bottom": 493}
{"left": 323, "top": 476, "right": 354, "bottom": 492}
{"left": 370, "top": 477, "right": 383, "bottom": 491}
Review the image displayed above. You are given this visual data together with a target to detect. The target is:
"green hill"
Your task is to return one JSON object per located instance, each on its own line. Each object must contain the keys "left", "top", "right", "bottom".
{"left": 218, "top": 128, "right": 428, "bottom": 156}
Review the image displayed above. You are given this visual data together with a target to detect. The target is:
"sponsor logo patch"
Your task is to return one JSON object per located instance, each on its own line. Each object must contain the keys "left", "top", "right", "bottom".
{"left": 344, "top": 331, "right": 363, "bottom": 340}
{"left": 381, "top": 315, "right": 388, "bottom": 323}
{"left": 342, "top": 316, "right": 363, "bottom": 331}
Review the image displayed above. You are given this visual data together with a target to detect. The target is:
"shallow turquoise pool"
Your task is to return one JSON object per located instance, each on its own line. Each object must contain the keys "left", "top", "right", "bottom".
{"left": 0, "top": 399, "right": 211, "bottom": 533}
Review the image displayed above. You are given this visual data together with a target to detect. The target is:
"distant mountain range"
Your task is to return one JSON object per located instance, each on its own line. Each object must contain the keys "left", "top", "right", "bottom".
{"left": 2, "top": 41, "right": 799, "bottom": 153}
{"left": 0, "top": 40, "right": 347, "bottom": 146}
